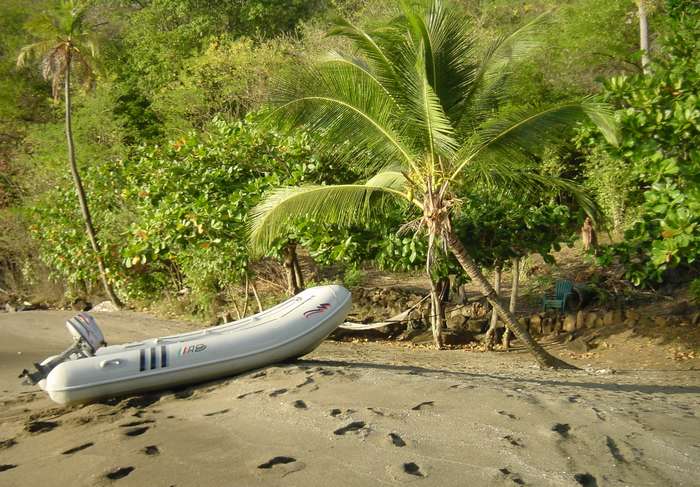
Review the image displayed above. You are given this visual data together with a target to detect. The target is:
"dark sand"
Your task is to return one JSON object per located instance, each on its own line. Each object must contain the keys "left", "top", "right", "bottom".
{"left": 1, "top": 310, "right": 698, "bottom": 486}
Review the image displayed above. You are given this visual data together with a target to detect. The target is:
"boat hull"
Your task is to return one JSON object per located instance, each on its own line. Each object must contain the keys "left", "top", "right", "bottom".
{"left": 42, "top": 285, "right": 351, "bottom": 404}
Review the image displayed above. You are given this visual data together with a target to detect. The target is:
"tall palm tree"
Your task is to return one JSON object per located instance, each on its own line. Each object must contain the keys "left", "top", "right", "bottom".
{"left": 249, "top": 0, "right": 617, "bottom": 369}
{"left": 17, "top": 0, "right": 122, "bottom": 307}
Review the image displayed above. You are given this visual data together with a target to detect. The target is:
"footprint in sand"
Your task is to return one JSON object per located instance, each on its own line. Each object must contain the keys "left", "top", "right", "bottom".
{"left": 499, "top": 467, "right": 525, "bottom": 485}
{"left": 257, "top": 457, "right": 296, "bottom": 469}
{"left": 334, "top": 421, "right": 366, "bottom": 435}
{"left": 388, "top": 433, "right": 406, "bottom": 447}
{"left": 296, "top": 377, "right": 315, "bottom": 388}
{"left": 269, "top": 389, "right": 288, "bottom": 397}
{"left": 121, "top": 395, "right": 161, "bottom": 409}
{"left": 105, "top": 467, "right": 134, "bottom": 480}
{"left": 368, "top": 407, "right": 385, "bottom": 416}
{"left": 204, "top": 409, "right": 230, "bottom": 417}
{"left": 497, "top": 411, "right": 518, "bottom": 420}
{"left": 551, "top": 423, "right": 571, "bottom": 438}
{"left": 605, "top": 436, "right": 626, "bottom": 463}
{"left": 0, "top": 465, "right": 17, "bottom": 472}
{"left": 0, "top": 439, "right": 17, "bottom": 450}
{"left": 124, "top": 426, "right": 150, "bottom": 437}
{"left": 403, "top": 462, "right": 423, "bottom": 477}
{"left": 251, "top": 371, "right": 267, "bottom": 379}
{"left": 25, "top": 420, "right": 59, "bottom": 434}
{"left": 62, "top": 442, "right": 94, "bottom": 455}
{"left": 237, "top": 389, "right": 264, "bottom": 399}
{"left": 292, "top": 400, "right": 308, "bottom": 409}
{"left": 119, "top": 420, "right": 155, "bottom": 428}
{"left": 143, "top": 445, "right": 160, "bottom": 456}
{"left": 411, "top": 401, "right": 434, "bottom": 411}
{"left": 574, "top": 473, "right": 598, "bottom": 487}
{"left": 173, "top": 389, "right": 194, "bottom": 399}
{"left": 503, "top": 435, "right": 523, "bottom": 447}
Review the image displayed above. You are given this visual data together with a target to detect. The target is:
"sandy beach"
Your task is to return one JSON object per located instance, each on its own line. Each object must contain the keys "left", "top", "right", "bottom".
{"left": 1, "top": 310, "right": 699, "bottom": 486}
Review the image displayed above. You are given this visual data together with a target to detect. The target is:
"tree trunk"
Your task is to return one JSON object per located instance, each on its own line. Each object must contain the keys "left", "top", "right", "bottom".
{"left": 251, "top": 279, "right": 263, "bottom": 313}
{"left": 428, "top": 277, "right": 444, "bottom": 349}
{"left": 444, "top": 230, "right": 576, "bottom": 369}
{"left": 64, "top": 57, "right": 122, "bottom": 308}
{"left": 484, "top": 266, "right": 501, "bottom": 350}
{"left": 282, "top": 243, "right": 300, "bottom": 296}
{"left": 292, "top": 249, "right": 305, "bottom": 291}
{"left": 638, "top": 1, "right": 650, "bottom": 73}
{"left": 502, "top": 257, "right": 520, "bottom": 349}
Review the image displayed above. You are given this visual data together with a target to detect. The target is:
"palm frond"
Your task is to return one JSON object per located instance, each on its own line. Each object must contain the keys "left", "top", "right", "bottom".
{"left": 248, "top": 182, "right": 406, "bottom": 255}
{"left": 327, "top": 17, "right": 397, "bottom": 85}
{"left": 16, "top": 40, "right": 56, "bottom": 68}
{"left": 402, "top": 45, "right": 458, "bottom": 163}
{"left": 320, "top": 51, "right": 393, "bottom": 99}
{"left": 399, "top": 0, "right": 478, "bottom": 121}
{"left": 271, "top": 61, "right": 418, "bottom": 174}
{"left": 450, "top": 98, "right": 618, "bottom": 179}
{"left": 456, "top": 12, "right": 551, "bottom": 131}
{"left": 459, "top": 159, "right": 604, "bottom": 226}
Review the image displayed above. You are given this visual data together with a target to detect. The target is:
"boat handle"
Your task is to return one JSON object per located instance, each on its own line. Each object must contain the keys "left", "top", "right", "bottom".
{"left": 99, "top": 359, "right": 123, "bottom": 368}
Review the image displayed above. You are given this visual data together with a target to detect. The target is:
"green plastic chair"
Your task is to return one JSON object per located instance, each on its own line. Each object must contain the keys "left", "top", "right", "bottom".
{"left": 542, "top": 279, "right": 574, "bottom": 313}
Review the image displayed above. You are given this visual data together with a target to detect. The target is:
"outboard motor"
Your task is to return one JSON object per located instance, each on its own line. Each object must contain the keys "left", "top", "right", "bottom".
{"left": 20, "top": 313, "right": 106, "bottom": 385}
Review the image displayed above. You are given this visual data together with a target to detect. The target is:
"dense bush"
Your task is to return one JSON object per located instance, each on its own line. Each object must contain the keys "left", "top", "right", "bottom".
{"left": 579, "top": 12, "right": 700, "bottom": 286}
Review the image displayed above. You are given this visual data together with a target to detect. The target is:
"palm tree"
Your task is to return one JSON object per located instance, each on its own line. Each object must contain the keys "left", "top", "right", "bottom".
{"left": 17, "top": 0, "right": 122, "bottom": 307}
{"left": 249, "top": 0, "right": 617, "bottom": 369}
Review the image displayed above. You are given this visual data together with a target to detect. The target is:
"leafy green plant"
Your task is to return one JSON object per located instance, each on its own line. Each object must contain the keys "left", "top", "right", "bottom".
{"left": 690, "top": 278, "right": 700, "bottom": 305}
{"left": 579, "top": 11, "right": 700, "bottom": 286}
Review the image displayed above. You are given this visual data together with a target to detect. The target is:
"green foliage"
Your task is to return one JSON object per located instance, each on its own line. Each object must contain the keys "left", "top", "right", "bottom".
{"left": 27, "top": 113, "right": 358, "bottom": 304}
{"left": 690, "top": 278, "right": 700, "bottom": 305}
{"left": 151, "top": 36, "right": 291, "bottom": 131}
{"left": 454, "top": 190, "right": 575, "bottom": 268}
{"left": 581, "top": 12, "right": 700, "bottom": 286}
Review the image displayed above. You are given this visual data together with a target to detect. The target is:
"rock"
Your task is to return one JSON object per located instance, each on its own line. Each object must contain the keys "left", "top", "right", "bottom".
{"left": 562, "top": 314, "right": 577, "bottom": 332}
{"left": 5, "top": 303, "right": 21, "bottom": 313}
{"left": 594, "top": 317, "right": 604, "bottom": 327}
{"left": 442, "top": 330, "right": 476, "bottom": 345}
{"left": 625, "top": 309, "right": 640, "bottom": 321}
{"left": 566, "top": 336, "right": 591, "bottom": 353}
{"left": 446, "top": 313, "right": 466, "bottom": 331}
{"left": 624, "top": 317, "right": 638, "bottom": 327}
{"left": 584, "top": 312, "right": 598, "bottom": 329}
{"left": 542, "top": 318, "right": 553, "bottom": 335}
{"left": 575, "top": 311, "right": 585, "bottom": 330}
{"left": 653, "top": 316, "right": 669, "bottom": 327}
{"left": 71, "top": 298, "right": 91, "bottom": 311}
{"left": 603, "top": 311, "right": 615, "bottom": 326}
{"left": 465, "top": 319, "right": 488, "bottom": 334}
{"left": 90, "top": 300, "right": 120, "bottom": 312}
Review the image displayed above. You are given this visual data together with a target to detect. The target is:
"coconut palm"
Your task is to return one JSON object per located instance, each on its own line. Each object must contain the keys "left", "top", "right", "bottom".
{"left": 17, "top": 0, "right": 122, "bottom": 307}
{"left": 249, "top": 0, "right": 617, "bottom": 368}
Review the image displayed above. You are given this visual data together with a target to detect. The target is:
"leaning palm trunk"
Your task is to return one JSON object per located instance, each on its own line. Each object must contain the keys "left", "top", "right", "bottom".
{"left": 444, "top": 230, "right": 575, "bottom": 369}
{"left": 64, "top": 58, "right": 122, "bottom": 308}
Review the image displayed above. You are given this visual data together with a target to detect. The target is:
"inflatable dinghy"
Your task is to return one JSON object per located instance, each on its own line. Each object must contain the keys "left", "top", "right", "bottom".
{"left": 21, "top": 285, "right": 351, "bottom": 404}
